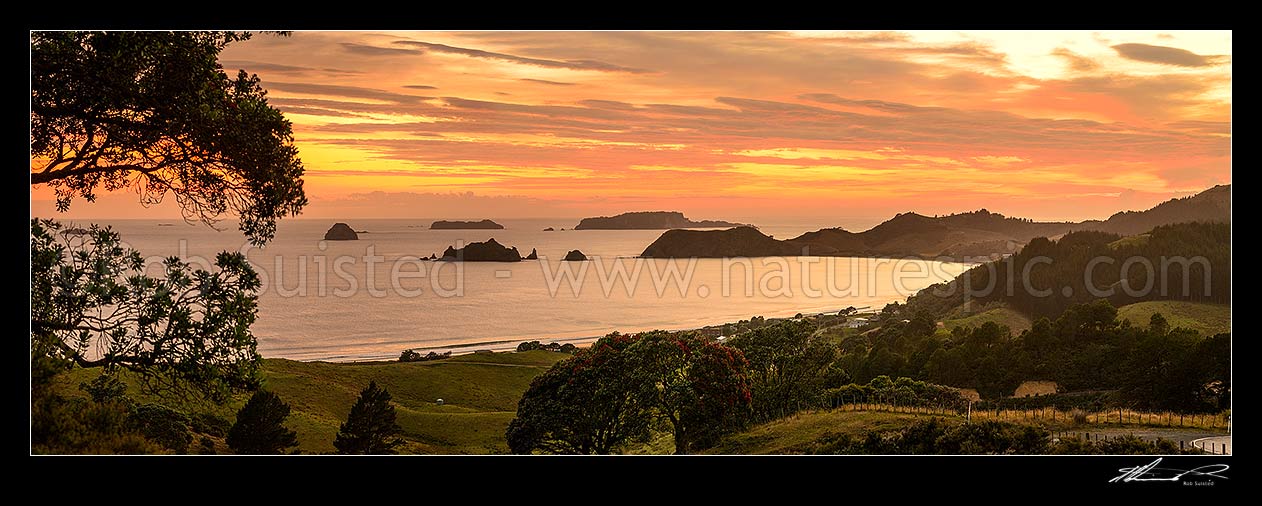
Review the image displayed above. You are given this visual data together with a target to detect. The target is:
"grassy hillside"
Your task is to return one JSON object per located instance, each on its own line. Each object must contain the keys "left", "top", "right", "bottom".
{"left": 704, "top": 410, "right": 937, "bottom": 454}
{"left": 52, "top": 351, "right": 570, "bottom": 454}
{"left": 1117, "top": 301, "right": 1231, "bottom": 336}
{"left": 705, "top": 407, "right": 1228, "bottom": 455}
{"left": 942, "top": 306, "right": 1033, "bottom": 334}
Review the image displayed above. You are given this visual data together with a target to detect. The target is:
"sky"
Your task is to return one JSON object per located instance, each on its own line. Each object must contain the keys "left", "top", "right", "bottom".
{"left": 31, "top": 30, "right": 1232, "bottom": 228}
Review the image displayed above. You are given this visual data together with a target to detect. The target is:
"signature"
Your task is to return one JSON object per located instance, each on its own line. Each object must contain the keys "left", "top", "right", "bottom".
{"left": 1110, "top": 458, "right": 1230, "bottom": 483}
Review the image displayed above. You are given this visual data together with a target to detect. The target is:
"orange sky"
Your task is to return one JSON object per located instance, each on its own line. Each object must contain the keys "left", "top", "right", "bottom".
{"left": 31, "top": 30, "right": 1232, "bottom": 226}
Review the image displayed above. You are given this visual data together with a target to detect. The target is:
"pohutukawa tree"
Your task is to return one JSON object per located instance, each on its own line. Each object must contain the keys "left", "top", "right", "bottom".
{"left": 631, "top": 331, "right": 752, "bottom": 454}
{"left": 506, "top": 333, "right": 654, "bottom": 454}
{"left": 727, "top": 319, "right": 838, "bottom": 422}
{"left": 31, "top": 31, "right": 307, "bottom": 245}
{"left": 29, "top": 31, "right": 306, "bottom": 403}
{"left": 30, "top": 219, "right": 262, "bottom": 401}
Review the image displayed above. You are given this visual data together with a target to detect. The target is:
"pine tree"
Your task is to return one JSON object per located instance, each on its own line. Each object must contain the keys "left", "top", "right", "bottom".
{"left": 334, "top": 381, "right": 403, "bottom": 454}
{"left": 227, "top": 390, "right": 299, "bottom": 454}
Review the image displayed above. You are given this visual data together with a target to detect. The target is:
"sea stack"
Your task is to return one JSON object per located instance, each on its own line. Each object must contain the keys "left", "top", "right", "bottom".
{"left": 563, "top": 250, "right": 588, "bottom": 261}
{"left": 324, "top": 223, "right": 358, "bottom": 241}
{"left": 526, "top": 248, "right": 538, "bottom": 260}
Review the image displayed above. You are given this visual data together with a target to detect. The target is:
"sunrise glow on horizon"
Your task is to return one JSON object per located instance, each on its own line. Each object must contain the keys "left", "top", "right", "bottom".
{"left": 31, "top": 30, "right": 1232, "bottom": 227}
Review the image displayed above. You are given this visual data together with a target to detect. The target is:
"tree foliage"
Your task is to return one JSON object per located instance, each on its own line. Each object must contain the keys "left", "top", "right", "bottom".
{"left": 507, "top": 333, "right": 653, "bottom": 454}
{"left": 507, "top": 330, "right": 751, "bottom": 455}
{"left": 227, "top": 390, "right": 299, "bottom": 455}
{"left": 31, "top": 31, "right": 306, "bottom": 245}
{"left": 630, "top": 331, "right": 752, "bottom": 454}
{"left": 334, "top": 381, "right": 403, "bottom": 454}
{"left": 908, "top": 222, "right": 1230, "bottom": 319}
{"left": 727, "top": 319, "right": 837, "bottom": 421}
{"left": 30, "top": 219, "right": 262, "bottom": 401}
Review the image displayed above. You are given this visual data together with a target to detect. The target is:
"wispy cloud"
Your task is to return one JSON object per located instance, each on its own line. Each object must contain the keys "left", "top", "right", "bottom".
{"left": 58, "top": 30, "right": 1228, "bottom": 222}
{"left": 220, "top": 60, "right": 361, "bottom": 75}
{"left": 392, "top": 40, "right": 653, "bottom": 74}
{"left": 339, "top": 42, "right": 417, "bottom": 56}
{"left": 520, "top": 78, "right": 577, "bottom": 86}
{"left": 1050, "top": 48, "right": 1100, "bottom": 72}
{"left": 261, "top": 81, "right": 430, "bottom": 104}
{"left": 1112, "top": 43, "right": 1224, "bottom": 67}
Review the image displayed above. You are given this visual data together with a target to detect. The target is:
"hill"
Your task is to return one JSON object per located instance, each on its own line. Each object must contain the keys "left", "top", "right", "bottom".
{"left": 906, "top": 221, "right": 1230, "bottom": 319}
{"left": 941, "top": 306, "right": 1033, "bottom": 334}
{"left": 1079, "top": 184, "right": 1230, "bottom": 236}
{"left": 574, "top": 211, "right": 748, "bottom": 230}
{"left": 643, "top": 185, "right": 1229, "bottom": 259}
{"left": 1117, "top": 301, "right": 1231, "bottom": 336}
{"left": 703, "top": 410, "right": 939, "bottom": 454}
{"left": 640, "top": 226, "right": 821, "bottom": 258}
{"left": 52, "top": 351, "right": 571, "bottom": 454}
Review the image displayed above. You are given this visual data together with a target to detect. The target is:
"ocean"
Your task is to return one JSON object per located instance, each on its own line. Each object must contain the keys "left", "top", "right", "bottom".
{"left": 57, "top": 218, "right": 972, "bottom": 361}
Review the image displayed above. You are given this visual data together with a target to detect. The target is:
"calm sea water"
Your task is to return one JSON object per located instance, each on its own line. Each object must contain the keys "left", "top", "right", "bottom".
{"left": 62, "top": 218, "right": 971, "bottom": 361}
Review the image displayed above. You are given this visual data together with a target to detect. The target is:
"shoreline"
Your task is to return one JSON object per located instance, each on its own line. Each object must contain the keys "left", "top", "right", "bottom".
{"left": 285, "top": 304, "right": 876, "bottom": 364}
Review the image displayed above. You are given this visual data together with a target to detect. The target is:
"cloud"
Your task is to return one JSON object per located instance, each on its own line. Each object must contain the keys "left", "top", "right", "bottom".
{"left": 271, "top": 105, "right": 366, "bottom": 118}
{"left": 1050, "top": 48, "right": 1100, "bottom": 72}
{"left": 299, "top": 90, "right": 1228, "bottom": 179}
{"left": 828, "top": 31, "right": 911, "bottom": 43}
{"left": 219, "top": 60, "right": 361, "bottom": 75}
{"left": 519, "top": 78, "right": 577, "bottom": 86}
{"left": 261, "top": 81, "right": 430, "bottom": 104}
{"left": 183, "top": 31, "right": 1229, "bottom": 222}
{"left": 303, "top": 191, "right": 581, "bottom": 219}
{"left": 392, "top": 40, "right": 652, "bottom": 74}
{"left": 1062, "top": 73, "right": 1219, "bottom": 117}
{"left": 1111, "top": 43, "right": 1223, "bottom": 67}
{"left": 339, "top": 42, "right": 417, "bottom": 56}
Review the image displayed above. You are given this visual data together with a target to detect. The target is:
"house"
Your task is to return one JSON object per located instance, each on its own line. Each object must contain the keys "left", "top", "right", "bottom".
{"left": 844, "top": 317, "right": 869, "bottom": 329}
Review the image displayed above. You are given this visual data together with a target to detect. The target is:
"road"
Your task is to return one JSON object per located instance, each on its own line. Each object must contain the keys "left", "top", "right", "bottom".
{"left": 1056, "top": 428, "right": 1230, "bottom": 454}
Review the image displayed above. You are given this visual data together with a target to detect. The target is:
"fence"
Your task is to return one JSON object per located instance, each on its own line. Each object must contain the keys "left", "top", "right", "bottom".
{"left": 968, "top": 406, "right": 1230, "bottom": 431}
{"left": 827, "top": 399, "right": 1230, "bottom": 431}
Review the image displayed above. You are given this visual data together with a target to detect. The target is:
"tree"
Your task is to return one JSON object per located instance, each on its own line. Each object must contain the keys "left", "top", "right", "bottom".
{"left": 727, "top": 320, "right": 837, "bottom": 421}
{"left": 334, "top": 381, "right": 403, "bottom": 454}
{"left": 1197, "top": 333, "right": 1231, "bottom": 409}
{"left": 31, "top": 31, "right": 307, "bottom": 245}
{"left": 30, "top": 219, "right": 261, "bottom": 401}
{"left": 506, "top": 333, "right": 653, "bottom": 454}
{"left": 630, "top": 331, "right": 751, "bottom": 454}
{"left": 227, "top": 390, "right": 299, "bottom": 454}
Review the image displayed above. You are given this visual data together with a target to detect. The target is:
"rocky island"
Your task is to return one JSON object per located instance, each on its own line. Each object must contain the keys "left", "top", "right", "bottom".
{"left": 440, "top": 238, "right": 524, "bottom": 262}
{"left": 323, "top": 223, "right": 359, "bottom": 241}
{"left": 431, "top": 219, "right": 504, "bottom": 230}
{"left": 574, "top": 211, "right": 749, "bottom": 230}
{"left": 563, "top": 250, "right": 588, "bottom": 261}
